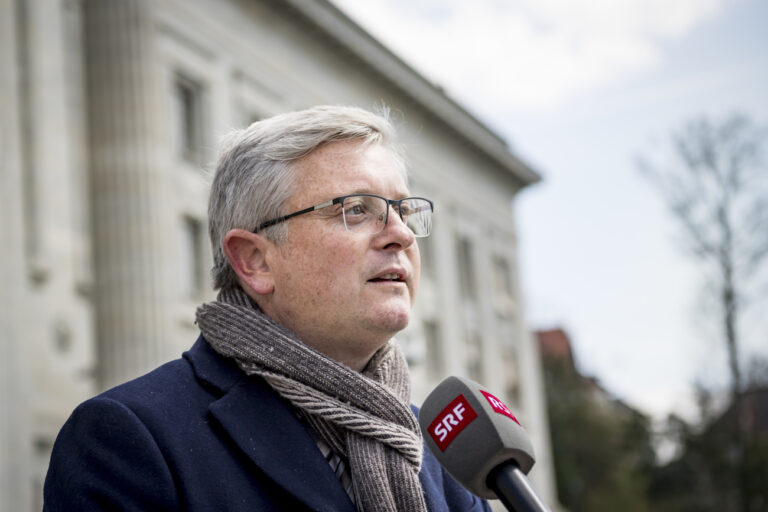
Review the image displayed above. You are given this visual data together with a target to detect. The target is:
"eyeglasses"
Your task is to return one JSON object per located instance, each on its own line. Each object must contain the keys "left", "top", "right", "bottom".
{"left": 253, "top": 194, "right": 434, "bottom": 237}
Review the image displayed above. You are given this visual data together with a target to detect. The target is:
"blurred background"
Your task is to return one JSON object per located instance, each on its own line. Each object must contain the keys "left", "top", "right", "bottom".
{"left": 1, "top": 0, "right": 766, "bottom": 511}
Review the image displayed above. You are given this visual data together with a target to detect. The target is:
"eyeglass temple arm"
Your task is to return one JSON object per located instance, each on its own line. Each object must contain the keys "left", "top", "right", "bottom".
{"left": 253, "top": 199, "right": 336, "bottom": 232}
{"left": 399, "top": 199, "right": 434, "bottom": 216}
{"left": 410, "top": 204, "right": 433, "bottom": 214}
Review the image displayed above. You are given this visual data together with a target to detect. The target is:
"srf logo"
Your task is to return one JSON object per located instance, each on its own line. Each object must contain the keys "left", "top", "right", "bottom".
{"left": 480, "top": 390, "right": 520, "bottom": 425}
{"left": 428, "top": 394, "right": 478, "bottom": 452}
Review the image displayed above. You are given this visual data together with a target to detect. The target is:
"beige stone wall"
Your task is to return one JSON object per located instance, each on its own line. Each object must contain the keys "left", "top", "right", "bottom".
{"left": 1, "top": 1, "right": 28, "bottom": 509}
{"left": 0, "top": 1, "right": 557, "bottom": 510}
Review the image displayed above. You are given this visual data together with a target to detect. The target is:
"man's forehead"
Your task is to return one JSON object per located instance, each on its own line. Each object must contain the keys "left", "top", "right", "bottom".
{"left": 289, "top": 145, "right": 409, "bottom": 201}
{"left": 300, "top": 139, "right": 403, "bottom": 169}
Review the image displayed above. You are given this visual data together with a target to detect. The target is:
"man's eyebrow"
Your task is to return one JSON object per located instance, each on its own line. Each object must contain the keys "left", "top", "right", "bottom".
{"left": 344, "top": 190, "right": 412, "bottom": 199}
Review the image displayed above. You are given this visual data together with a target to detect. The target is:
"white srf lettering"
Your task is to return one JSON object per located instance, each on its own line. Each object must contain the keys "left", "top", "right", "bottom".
{"left": 434, "top": 422, "right": 448, "bottom": 442}
{"left": 443, "top": 413, "right": 459, "bottom": 431}
{"left": 429, "top": 395, "right": 479, "bottom": 450}
{"left": 434, "top": 410, "right": 465, "bottom": 442}
{"left": 453, "top": 402, "right": 466, "bottom": 421}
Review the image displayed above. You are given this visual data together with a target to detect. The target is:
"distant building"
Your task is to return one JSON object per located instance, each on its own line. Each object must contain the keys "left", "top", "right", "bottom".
{"left": 1, "top": 1, "right": 555, "bottom": 510}
{"left": 712, "top": 387, "right": 768, "bottom": 438}
{"left": 537, "top": 328, "right": 654, "bottom": 511}
{"left": 537, "top": 328, "right": 577, "bottom": 371}
{"left": 537, "top": 327, "right": 639, "bottom": 417}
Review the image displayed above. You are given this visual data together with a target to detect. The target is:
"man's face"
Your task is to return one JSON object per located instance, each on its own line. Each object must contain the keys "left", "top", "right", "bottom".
{"left": 261, "top": 140, "right": 420, "bottom": 369}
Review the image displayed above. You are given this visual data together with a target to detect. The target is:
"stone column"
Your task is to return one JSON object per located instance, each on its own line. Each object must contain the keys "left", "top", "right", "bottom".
{"left": 506, "top": 219, "right": 559, "bottom": 505}
{"left": 433, "top": 205, "right": 465, "bottom": 377}
{"left": 84, "top": 0, "right": 172, "bottom": 390}
{"left": 0, "top": 0, "right": 30, "bottom": 508}
{"left": 474, "top": 232, "right": 504, "bottom": 393}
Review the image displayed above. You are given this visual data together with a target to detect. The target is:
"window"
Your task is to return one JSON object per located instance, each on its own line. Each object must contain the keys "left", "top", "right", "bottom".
{"left": 171, "top": 75, "right": 203, "bottom": 163}
{"left": 492, "top": 255, "right": 516, "bottom": 317}
{"left": 503, "top": 348, "right": 521, "bottom": 405}
{"left": 465, "top": 332, "right": 483, "bottom": 381}
{"left": 33, "top": 436, "right": 53, "bottom": 512}
{"left": 423, "top": 320, "right": 443, "bottom": 378}
{"left": 178, "top": 216, "right": 204, "bottom": 299}
{"left": 417, "top": 233, "right": 435, "bottom": 280}
{"left": 53, "top": 319, "right": 72, "bottom": 355}
{"left": 456, "top": 236, "right": 476, "bottom": 299}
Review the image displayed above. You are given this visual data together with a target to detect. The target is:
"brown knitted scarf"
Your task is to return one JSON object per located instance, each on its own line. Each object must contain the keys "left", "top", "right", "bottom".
{"left": 196, "top": 287, "right": 428, "bottom": 512}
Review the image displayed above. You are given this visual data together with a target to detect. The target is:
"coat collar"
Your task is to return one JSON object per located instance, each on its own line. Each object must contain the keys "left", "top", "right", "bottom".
{"left": 183, "top": 336, "right": 356, "bottom": 512}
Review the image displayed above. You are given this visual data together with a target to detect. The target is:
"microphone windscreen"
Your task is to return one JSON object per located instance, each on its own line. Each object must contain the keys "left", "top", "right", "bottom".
{"left": 418, "top": 376, "right": 535, "bottom": 498}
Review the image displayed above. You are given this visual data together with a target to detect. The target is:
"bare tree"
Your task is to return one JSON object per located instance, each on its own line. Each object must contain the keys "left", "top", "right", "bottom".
{"left": 638, "top": 113, "right": 767, "bottom": 399}
{"left": 638, "top": 113, "right": 768, "bottom": 512}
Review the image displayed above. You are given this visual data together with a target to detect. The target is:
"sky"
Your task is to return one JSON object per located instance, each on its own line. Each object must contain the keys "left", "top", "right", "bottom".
{"left": 329, "top": 0, "right": 768, "bottom": 420}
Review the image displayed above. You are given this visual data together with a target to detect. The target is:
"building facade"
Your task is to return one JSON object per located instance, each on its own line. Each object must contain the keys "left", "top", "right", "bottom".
{"left": 0, "top": 0, "right": 555, "bottom": 510}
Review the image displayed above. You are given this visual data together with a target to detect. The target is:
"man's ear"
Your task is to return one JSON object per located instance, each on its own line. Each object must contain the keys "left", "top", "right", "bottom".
{"left": 222, "top": 229, "right": 275, "bottom": 295}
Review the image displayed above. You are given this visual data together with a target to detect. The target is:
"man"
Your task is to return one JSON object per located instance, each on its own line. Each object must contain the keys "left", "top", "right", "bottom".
{"left": 44, "top": 106, "right": 490, "bottom": 511}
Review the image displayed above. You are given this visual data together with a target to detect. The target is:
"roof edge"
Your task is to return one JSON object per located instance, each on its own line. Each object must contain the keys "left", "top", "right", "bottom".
{"left": 279, "top": 0, "right": 542, "bottom": 187}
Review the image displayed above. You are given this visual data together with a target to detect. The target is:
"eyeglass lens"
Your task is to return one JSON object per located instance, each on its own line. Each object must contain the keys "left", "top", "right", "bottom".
{"left": 341, "top": 195, "right": 432, "bottom": 237}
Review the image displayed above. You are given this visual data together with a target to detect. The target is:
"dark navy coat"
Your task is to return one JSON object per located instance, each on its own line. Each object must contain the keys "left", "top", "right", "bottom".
{"left": 44, "top": 336, "right": 490, "bottom": 511}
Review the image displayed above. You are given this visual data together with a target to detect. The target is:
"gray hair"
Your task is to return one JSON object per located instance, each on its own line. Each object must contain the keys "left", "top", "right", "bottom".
{"left": 208, "top": 105, "right": 407, "bottom": 291}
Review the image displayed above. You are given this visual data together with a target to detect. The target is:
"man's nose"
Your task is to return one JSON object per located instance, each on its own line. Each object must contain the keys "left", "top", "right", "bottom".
{"left": 378, "top": 205, "right": 415, "bottom": 250}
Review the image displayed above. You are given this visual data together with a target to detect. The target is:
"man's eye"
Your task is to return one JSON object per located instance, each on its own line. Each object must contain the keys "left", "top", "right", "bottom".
{"left": 346, "top": 204, "right": 367, "bottom": 216}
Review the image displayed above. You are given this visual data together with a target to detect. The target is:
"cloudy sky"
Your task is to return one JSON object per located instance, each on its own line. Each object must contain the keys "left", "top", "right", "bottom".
{"left": 330, "top": 0, "right": 768, "bottom": 420}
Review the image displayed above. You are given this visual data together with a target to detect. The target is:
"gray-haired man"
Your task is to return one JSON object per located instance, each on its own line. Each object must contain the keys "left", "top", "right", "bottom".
{"left": 44, "top": 105, "right": 490, "bottom": 511}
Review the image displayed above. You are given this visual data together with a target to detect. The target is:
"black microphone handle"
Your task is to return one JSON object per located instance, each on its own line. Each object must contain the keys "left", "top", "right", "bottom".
{"left": 487, "top": 460, "right": 551, "bottom": 512}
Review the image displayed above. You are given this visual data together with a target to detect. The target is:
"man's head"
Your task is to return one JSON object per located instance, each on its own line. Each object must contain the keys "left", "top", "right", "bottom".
{"left": 208, "top": 105, "right": 429, "bottom": 369}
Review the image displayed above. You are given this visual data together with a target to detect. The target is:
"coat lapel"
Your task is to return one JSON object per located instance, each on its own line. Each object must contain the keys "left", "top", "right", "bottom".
{"left": 187, "top": 337, "right": 355, "bottom": 512}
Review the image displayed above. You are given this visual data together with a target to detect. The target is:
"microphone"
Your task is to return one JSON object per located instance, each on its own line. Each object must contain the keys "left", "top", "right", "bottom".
{"left": 419, "top": 376, "right": 551, "bottom": 512}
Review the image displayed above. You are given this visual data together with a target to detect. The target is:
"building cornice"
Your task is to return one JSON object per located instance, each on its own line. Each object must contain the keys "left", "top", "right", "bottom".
{"left": 278, "top": 0, "right": 542, "bottom": 188}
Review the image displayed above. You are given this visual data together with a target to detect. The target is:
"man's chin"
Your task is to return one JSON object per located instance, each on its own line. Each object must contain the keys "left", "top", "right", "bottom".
{"left": 368, "top": 306, "right": 411, "bottom": 334}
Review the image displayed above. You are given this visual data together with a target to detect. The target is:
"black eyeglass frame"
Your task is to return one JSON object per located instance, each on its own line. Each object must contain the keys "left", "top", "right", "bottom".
{"left": 252, "top": 193, "right": 434, "bottom": 236}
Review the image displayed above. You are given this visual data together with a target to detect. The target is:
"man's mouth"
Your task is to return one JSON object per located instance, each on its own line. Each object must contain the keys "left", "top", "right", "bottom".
{"left": 368, "top": 272, "right": 406, "bottom": 283}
